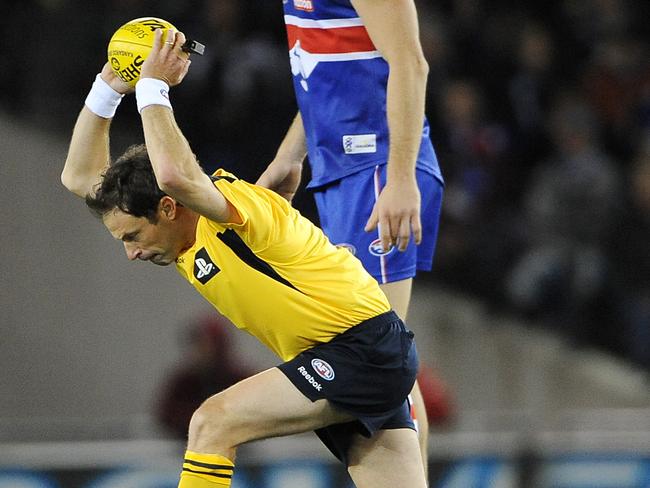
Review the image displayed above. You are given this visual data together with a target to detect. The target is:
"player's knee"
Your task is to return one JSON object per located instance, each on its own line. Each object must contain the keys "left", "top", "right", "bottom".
{"left": 187, "top": 394, "right": 239, "bottom": 450}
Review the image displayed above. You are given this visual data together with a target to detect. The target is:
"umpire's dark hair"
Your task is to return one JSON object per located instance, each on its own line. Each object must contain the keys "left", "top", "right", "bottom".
{"left": 85, "top": 144, "right": 166, "bottom": 222}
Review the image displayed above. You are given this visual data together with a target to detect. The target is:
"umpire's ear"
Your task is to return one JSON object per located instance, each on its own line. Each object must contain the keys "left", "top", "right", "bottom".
{"left": 159, "top": 195, "right": 179, "bottom": 220}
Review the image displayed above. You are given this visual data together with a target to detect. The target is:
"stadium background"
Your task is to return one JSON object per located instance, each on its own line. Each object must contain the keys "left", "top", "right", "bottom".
{"left": 1, "top": 0, "right": 649, "bottom": 486}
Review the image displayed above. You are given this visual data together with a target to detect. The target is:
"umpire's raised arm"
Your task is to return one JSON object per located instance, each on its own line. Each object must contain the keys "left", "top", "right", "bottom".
{"left": 61, "top": 63, "right": 131, "bottom": 198}
{"left": 136, "top": 28, "right": 241, "bottom": 225}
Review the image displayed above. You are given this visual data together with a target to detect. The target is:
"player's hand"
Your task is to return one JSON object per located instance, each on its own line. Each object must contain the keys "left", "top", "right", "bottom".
{"left": 99, "top": 62, "right": 134, "bottom": 94}
{"left": 256, "top": 160, "right": 303, "bottom": 202}
{"left": 140, "top": 28, "right": 191, "bottom": 87}
{"left": 364, "top": 177, "right": 422, "bottom": 252}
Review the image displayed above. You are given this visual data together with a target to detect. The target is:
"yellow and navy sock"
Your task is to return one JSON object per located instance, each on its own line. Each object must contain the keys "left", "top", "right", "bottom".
{"left": 178, "top": 450, "right": 235, "bottom": 487}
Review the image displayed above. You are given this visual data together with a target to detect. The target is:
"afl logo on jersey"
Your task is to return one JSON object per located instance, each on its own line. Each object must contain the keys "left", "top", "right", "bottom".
{"left": 311, "top": 358, "right": 335, "bottom": 381}
{"left": 369, "top": 238, "right": 394, "bottom": 257}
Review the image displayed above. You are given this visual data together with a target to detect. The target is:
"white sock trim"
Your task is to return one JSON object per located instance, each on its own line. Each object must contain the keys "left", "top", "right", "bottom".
{"left": 135, "top": 78, "right": 172, "bottom": 113}
{"left": 84, "top": 74, "right": 124, "bottom": 119}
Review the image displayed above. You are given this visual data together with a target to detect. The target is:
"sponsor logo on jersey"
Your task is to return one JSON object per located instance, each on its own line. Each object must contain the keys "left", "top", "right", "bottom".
{"left": 193, "top": 248, "right": 220, "bottom": 284}
{"left": 369, "top": 238, "right": 394, "bottom": 257}
{"left": 311, "top": 358, "right": 335, "bottom": 381}
{"left": 335, "top": 243, "right": 357, "bottom": 255}
{"left": 342, "top": 134, "right": 377, "bottom": 154}
{"left": 293, "top": 0, "right": 314, "bottom": 12}
{"left": 297, "top": 365, "right": 322, "bottom": 391}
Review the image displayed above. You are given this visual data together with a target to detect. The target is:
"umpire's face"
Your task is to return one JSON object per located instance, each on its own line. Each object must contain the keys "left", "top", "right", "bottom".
{"left": 103, "top": 200, "right": 190, "bottom": 266}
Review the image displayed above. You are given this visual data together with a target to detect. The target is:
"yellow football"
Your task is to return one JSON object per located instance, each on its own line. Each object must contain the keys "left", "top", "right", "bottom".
{"left": 107, "top": 17, "right": 177, "bottom": 87}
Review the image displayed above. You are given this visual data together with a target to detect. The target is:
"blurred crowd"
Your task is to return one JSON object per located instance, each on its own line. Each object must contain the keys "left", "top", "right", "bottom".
{"left": 156, "top": 314, "right": 254, "bottom": 439}
{"left": 1, "top": 0, "right": 648, "bottom": 370}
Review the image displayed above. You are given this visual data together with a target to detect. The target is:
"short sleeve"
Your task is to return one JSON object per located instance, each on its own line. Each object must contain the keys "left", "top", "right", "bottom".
{"left": 211, "top": 170, "right": 294, "bottom": 252}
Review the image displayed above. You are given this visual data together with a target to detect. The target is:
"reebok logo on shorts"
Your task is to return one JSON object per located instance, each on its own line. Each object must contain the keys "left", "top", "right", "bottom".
{"left": 297, "top": 366, "right": 323, "bottom": 391}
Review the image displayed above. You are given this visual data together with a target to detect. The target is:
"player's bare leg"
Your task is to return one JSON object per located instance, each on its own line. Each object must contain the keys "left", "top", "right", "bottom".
{"left": 180, "top": 366, "right": 424, "bottom": 488}
{"left": 179, "top": 367, "right": 355, "bottom": 487}
{"left": 379, "top": 278, "right": 413, "bottom": 320}
{"left": 380, "top": 278, "right": 430, "bottom": 481}
{"left": 347, "top": 427, "right": 427, "bottom": 488}
{"left": 408, "top": 382, "right": 430, "bottom": 478}
{"left": 186, "top": 367, "right": 352, "bottom": 459}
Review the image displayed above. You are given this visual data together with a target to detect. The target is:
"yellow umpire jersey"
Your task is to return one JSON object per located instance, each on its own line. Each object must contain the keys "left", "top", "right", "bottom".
{"left": 175, "top": 170, "right": 391, "bottom": 361}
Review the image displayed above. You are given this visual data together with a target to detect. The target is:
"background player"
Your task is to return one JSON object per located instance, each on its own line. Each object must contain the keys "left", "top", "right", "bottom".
{"left": 257, "top": 0, "right": 445, "bottom": 474}
{"left": 61, "top": 29, "right": 428, "bottom": 488}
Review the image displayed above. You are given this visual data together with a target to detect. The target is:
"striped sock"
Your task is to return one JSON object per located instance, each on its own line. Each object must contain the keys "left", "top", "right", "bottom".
{"left": 178, "top": 450, "right": 235, "bottom": 487}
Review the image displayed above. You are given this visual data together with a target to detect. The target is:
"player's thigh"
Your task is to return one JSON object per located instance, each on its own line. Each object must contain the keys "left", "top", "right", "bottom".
{"left": 379, "top": 278, "right": 413, "bottom": 320}
{"left": 191, "top": 367, "right": 353, "bottom": 445}
{"left": 347, "top": 428, "right": 427, "bottom": 488}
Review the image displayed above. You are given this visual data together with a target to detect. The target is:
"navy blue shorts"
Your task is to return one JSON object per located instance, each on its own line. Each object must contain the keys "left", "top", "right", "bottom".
{"left": 313, "top": 166, "right": 444, "bottom": 284}
{"left": 277, "top": 311, "right": 419, "bottom": 464}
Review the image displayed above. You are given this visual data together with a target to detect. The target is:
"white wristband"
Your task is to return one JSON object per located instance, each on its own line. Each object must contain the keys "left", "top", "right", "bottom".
{"left": 136, "top": 78, "right": 172, "bottom": 113}
{"left": 84, "top": 74, "right": 124, "bottom": 118}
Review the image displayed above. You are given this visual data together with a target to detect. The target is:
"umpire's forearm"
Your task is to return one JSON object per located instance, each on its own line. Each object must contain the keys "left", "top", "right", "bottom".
{"left": 61, "top": 107, "right": 111, "bottom": 198}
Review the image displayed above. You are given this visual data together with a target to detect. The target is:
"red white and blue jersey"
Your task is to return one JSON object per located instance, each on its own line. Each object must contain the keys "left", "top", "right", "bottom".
{"left": 283, "top": 0, "right": 443, "bottom": 188}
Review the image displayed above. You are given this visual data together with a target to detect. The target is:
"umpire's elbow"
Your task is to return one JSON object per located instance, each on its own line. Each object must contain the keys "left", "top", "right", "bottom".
{"left": 60, "top": 169, "right": 87, "bottom": 198}
{"left": 156, "top": 169, "right": 190, "bottom": 199}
